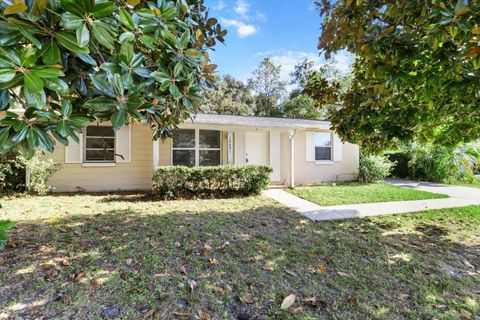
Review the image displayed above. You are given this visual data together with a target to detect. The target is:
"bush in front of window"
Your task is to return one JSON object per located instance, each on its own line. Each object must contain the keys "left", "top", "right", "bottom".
{"left": 152, "top": 165, "right": 273, "bottom": 199}
{"left": 359, "top": 154, "right": 395, "bottom": 183}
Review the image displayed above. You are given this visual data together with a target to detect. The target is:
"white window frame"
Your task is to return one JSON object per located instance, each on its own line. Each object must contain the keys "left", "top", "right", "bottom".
{"left": 83, "top": 125, "right": 116, "bottom": 164}
{"left": 314, "top": 132, "right": 333, "bottom": 162}
{"left": 171, "top": 129, "right": 222, "bottom": 166}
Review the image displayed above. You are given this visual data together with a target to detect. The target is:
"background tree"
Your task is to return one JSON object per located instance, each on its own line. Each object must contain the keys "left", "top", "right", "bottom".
{"left": 0, "top": 0, "right": 225, "bottom": 157}
{"left": 247, "top": 57, "right": 285, "bottom": 117}
{"left": 282, "top": 59, "right": 351, "bottom": 120}
{"left": 203, "top": 74, "right": 255, "bottom": 115}
{"left": 289, "top": 58, "right": 315, "bottom": 98}
{"left": 282, "top": 94, "right": 326, "bottom": 119}
{"left": 317, "top": 0, "right": 480, "bottom": 152}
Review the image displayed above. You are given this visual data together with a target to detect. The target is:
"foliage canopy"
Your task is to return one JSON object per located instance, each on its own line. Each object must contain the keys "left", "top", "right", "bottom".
{"left": 317, "top": 0, "right": 480, "bottom": 152}
{"left": 0, "top": 0, "right": 225, "bottom": 157}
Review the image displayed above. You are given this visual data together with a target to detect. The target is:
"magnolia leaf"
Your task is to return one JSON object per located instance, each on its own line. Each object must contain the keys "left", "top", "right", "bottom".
{"left": 76, "top": 23, "right": 90, "bottom": 47}
{"left": 24, "top": 72, "right": 44, "bottom": 91}
{"left": 56, "top": 32, "right": 89, "bottom": 54}
{"left": 280, "top": 294, "right": 296, "bottom": 310}
{"left": 4, "top": 2, "right": 28, "bottom": 15}
{"left": 44, "top": 78, "right": 69, "bottom": 93}
{"left": 0, "top": 69, "right": 17, "bottom": 83}
{"left": 119, "top": 8, "right": 135, "bottom": 30}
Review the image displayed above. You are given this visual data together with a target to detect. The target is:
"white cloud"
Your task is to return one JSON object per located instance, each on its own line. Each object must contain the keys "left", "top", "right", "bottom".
{"left": 234, "top": 0, "right": 249, "bottom": 16}
{"left": 221, "top": 18, "right": 258, "bottom": 37}
{"left": 212, "top": 1, "right": 225, "bottom": 10}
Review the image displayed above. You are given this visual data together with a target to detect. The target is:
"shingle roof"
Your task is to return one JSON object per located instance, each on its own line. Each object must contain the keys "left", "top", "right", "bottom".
{"left": 190, "top": 113, "right": 331, "bottom": 130}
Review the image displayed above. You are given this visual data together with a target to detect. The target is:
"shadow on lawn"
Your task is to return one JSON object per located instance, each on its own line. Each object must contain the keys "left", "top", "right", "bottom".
{"left": 0, "top": 198, "right": 479, "bottom": 319}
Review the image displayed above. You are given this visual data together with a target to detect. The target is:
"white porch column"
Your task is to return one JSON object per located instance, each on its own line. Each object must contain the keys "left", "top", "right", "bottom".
{"left": 289, "top": 130, "right": 296, "bottom": 187}
{"left": 152, "top": 140, "right": 159, "bottom": 170}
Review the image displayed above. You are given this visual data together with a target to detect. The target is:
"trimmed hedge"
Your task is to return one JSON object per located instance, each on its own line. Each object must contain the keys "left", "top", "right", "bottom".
{"left": 152, "top": 165, "right": 273, "bottom": 199}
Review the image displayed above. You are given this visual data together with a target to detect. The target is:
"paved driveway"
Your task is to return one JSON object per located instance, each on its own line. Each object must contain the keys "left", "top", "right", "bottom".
{"left": 264, "top": 179, "right": 480, "bottom": 221}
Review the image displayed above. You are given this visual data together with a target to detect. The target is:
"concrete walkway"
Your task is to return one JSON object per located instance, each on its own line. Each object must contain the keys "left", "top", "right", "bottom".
{"left": 263, "top": 179, "right": 480, "bottom": 221}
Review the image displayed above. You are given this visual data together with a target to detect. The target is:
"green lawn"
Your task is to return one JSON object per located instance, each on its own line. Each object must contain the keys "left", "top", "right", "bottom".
{"left": 0, "top": 194, "right": 479, "bottom": 319}
{"left": 289, "top": 183, "right": 448, "bottom": 206}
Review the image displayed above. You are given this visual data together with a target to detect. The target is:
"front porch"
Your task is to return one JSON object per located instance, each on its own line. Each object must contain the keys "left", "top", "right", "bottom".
{"left": 153, "top": 123, "right": 296, "bottom": 186}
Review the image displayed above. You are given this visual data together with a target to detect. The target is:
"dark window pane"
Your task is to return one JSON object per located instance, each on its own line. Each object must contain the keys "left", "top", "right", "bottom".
{"left": 173, "top": 150, "right": 195, "bottom": 166}
{"left": 199, "top": 150, "right": 220, "bottom": 166}
{"left": 173, "top": 129, "right": 195, "bottom": 148}
{"left": 314, "top": 132, "right": 331, "bottom": 147}
{"left": 85, "top": 149, "right": 115, "bottom": 161}
{"left": 85, "top": 137, "right": 115, "bottom": 149}
{"left": 199, "top": 130, "right": 220, "bottom": 148}
{"left": 86, "top": 126, "right": 114, "bottom": 137}
{"left": 315, "top": 147, "right": 331, "bottom": 161}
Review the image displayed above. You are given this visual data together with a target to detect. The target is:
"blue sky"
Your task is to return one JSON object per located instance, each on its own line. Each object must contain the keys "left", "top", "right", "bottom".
{"left": 204, "top": 0, "right": 352, "bottom": 84}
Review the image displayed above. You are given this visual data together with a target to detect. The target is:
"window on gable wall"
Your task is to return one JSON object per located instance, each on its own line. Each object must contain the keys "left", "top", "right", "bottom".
{"left": 314, "top": 132, "right": 332, "bottom": 161}
{"left": 172, "top": 129, "right": 221, "bottom": 166}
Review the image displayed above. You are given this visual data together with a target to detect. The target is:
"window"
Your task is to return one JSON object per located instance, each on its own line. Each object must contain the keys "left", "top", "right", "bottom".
{"left": 172, "top": 129, "right": 221, "bottom": 166}
{"left": 84, "top": 126, "right": 115, "bottom": 162}
{"left": 172, "top": 129, "right": 195, "bottom": 166}
{"left": 314, "top": 132, "right": 332, "bottom": 161}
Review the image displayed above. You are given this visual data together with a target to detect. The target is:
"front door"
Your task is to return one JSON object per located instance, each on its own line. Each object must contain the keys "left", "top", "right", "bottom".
{"left": 245, "top": 131, "right": 267, "bottom": 165}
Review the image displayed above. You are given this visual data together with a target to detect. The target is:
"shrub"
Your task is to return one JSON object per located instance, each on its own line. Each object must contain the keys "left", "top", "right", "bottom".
{"left": 0, "top": 151, "right": 25, "bottom": 193}
{"left": 359, "top": 154, "right": 395, "bottom": 183}
{"left": 153, "top": 165, "right": 273, "bottom": 199}
{"left": 0, "top": 220, "right": 15, "bottom": 251}
{"left": 20, "top": 152, "right": 61, "bottom": 195}
{"left": 384, "top": 151, "right": 410, "bottom": 179}
{"left": 385, "top": 144, "right": 477, "bottom": 184}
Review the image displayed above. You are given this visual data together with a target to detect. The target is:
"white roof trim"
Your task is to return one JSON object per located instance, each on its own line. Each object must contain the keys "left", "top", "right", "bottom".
{"left": 189, "top": 113, "right": 331, "bottom": 130}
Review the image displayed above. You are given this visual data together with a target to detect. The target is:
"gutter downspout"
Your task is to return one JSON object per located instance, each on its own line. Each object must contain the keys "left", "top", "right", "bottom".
{"left": 289, "top": 130, "right": 296, "bottom": 188}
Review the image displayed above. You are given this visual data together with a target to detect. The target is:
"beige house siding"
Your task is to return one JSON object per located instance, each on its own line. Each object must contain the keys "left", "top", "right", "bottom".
{"left": 293, "top": 130, "right": 359, "bottom": 185}
{"left": 158, "top": 138, "right": 172, "bottom": 166}
{"left": 47, "top": 124, "right": 153, "bottom": 192}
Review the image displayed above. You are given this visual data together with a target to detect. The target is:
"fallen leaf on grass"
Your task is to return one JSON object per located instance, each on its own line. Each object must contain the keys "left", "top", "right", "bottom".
{"left": 91, "top": 278, "right": 100, "bottom": 290}
{"left": 72, "top": 271, "right": 86, "bottom": 282}
{"left": 187, "top": 279, "right": 197, "bottom": 293}
{"left": 285, "top": 269, "right": 298, "bottom": 277}
{"left": 347, "top": 296, "right": 358, "bottom": 305}
{"left": 318, "top": 265, "right": 327, "bottom": 272}
{"left": 460, "top": 309, "right": 473, "bottom": 320}
{"left": 212, "top": 286, "right": 224, "bottom": 294}
{"left": 202, "top": 244, "right": 212, "bottom": 255}
{"left": 303, "top": 296, "right": 325, "bottom": 308}
{"left": 208, "top": 258, "right": 218, "bottom": 265}
{"left": 180, "top": 265, "right": 188, "bottom": 275}
{"left": 126, "top": 258, "right": 133, "bottom": 265}
{"left": 172, "top": 311, "right": 190, "bottom": 317}
{"left": 289, "top": 306, "right": 303, "bottom": 315}
{"left": 143, "top": 308, "right": 156, "bottom": 319}
{"left": 218, "top": 241, "right": 230, "bottom": 251}
{"left": 197, "top": 309, "right": 211, "bottom": 320}
{"left": 307, "top": 252, "right": 316, "bottom": 258}
{"left": 280, "top": 294, "right": 296, "bottom": 310}
{"left": 60, "top": 257, "right": 70, "bottom": 266}
{"left": 337, "top": 271, "right": 349, "bottom": 277}
{"left": 58, "top": 294, "right": 72, "bottom": 304}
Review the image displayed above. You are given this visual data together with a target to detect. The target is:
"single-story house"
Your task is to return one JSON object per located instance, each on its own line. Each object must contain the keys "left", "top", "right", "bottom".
{"left": 44, "top": 114, "right": 359, "bottom": 192}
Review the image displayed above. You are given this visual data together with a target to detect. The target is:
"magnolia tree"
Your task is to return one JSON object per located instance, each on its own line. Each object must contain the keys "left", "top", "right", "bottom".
{"left": 317, "top": 0, "right": 480, "bottom": 152}
{"left": 0, "top": 0, "right": 226, "bottom": 157}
